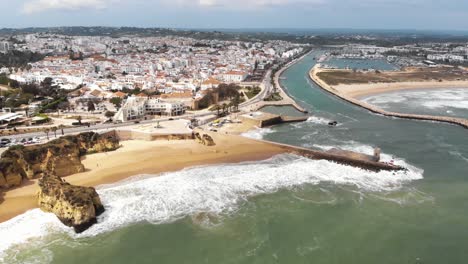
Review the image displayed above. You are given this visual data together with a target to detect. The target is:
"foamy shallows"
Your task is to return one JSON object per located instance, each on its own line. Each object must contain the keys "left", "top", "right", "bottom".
{"left": 241, "top": 127, "right": 274, "bottom": 140}
{"left": 0, "top": 154, "right": 423, "bottom": 258}
{"left": 312, "top": 141, "right": 421, "bottom": 170}
{"left": 361, "top": 88, "right": 468, "bottom": 116}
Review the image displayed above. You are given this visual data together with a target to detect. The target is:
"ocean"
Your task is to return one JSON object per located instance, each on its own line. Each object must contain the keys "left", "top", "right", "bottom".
{"left": 1, "top": 52, "right": 467, "bottom": 264}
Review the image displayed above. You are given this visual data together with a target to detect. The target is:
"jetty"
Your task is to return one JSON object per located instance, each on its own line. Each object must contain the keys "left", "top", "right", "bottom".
{"left": 268, "top": 141, "right": 401, "bottom": 172}
{"left": 239, "top": 112, "right": 308, "bottom": 128}
{"left": 309, "top": 66, "right": 468, "bottom": 129}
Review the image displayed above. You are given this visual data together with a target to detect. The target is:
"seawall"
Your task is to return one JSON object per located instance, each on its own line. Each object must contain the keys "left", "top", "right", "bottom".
{"left": 309, "top": 66, "right": 468, "bottom": 129}
{"left": 269, "top": 51, "right": 312, "bottom": 113}
{"left": 248, "top": 137, "right": 403, "bottom": 172}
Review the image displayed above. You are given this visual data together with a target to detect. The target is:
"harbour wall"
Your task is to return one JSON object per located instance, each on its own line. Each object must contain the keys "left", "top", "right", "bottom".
{"left": 309, "top": 66, "right": 468, "bottom": 129}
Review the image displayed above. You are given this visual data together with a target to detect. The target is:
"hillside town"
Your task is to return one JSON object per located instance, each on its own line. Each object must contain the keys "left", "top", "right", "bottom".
{"left": 0, "top": 33, "right": 308, "bottom": 145}
{"left": 325, "top": 43, "right": 468, "bottom": 67}
{"left": 1, "top": 32, "right": 468, "bottom": 147}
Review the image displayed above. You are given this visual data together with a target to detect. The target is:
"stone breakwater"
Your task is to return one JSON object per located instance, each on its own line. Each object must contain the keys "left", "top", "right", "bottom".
{"left": 309, "top": 66, "right": 468, "bottom": 129}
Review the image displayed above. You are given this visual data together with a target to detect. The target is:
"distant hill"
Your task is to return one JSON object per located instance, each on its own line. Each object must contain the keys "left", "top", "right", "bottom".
{"left": 1, "top": 27, "right": 468, "bottom": 46}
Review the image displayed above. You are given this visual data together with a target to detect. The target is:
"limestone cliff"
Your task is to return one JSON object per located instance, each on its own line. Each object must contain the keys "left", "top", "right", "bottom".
{"left": 0, "top": 132, "right": 119, "bottom": 189}
{"left": 37, "top": 174, "right": 104, "bottom": 233}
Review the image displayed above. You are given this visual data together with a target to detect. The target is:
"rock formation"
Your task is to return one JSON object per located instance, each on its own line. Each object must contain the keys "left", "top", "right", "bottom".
{"left": 194, "top": 132, "right": 203, "bottom": 144}
{"left": 37, "top": 174, "right": 104, "bottom": 233}
{"left": 0, "top": 132, "right": 119, "bottom": 189}
{"left": 202, "top": 134, "right": 216, "bottom": 146}
{"left": 194, "top": 133, "right": 216, "bottom": 146}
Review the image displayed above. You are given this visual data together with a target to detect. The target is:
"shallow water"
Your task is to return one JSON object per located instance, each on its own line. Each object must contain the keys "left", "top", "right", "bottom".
{"left": 360, "top": 88, "right": 468, "bottom": 119}
{"left": 1, "top": 52, "right": 467, "bottom": 264}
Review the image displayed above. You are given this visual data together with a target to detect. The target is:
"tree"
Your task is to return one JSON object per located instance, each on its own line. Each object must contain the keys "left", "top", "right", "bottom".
{"left": 58, "top": 124, "right": 65, "bottom": 135}
{"left": 105, "top": 111, "right": 115, "bottom": 119}
{"left": 222, "top": 103, "right": 228, "bottom": 114}
{"left": 110, "top": 97, "right": 123, "bottom": 108}
{"left": 58, "top": 101, "right": 70, "bottom": 112}
{"left": 44, "top": 128, "right": 50, "bottom": 140}
{"left": 51, "top": 126, "right": 58, "bottom": 138}
{"left": 232, "top": 94, "right": 241, "bottom": 112}
{"left": 227, "top": 102, "right": 234, "bottom": 112}
{"left": 77, "top": 115, "right": 82, "bottom": 125}
{"left": 213, "top": 104, "right": 221, "bottom": 116}
{"left": 87, "top": 101, "right": 95, "bottom": 112}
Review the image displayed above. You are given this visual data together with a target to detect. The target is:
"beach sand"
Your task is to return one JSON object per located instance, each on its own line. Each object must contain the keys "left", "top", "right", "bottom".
{"left": 0, "top": 133, "right": 285, "bottom": 223}
{"left": 335, "top": 81, "right": 468, "bottom": 98}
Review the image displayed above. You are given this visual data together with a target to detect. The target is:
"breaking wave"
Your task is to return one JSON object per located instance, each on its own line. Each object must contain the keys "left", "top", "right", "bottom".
{"left": 241, "top": 127, "right": 275, "bottom": 140}
{"left": 0, "top": 154, "right": 423, "bottom": 261}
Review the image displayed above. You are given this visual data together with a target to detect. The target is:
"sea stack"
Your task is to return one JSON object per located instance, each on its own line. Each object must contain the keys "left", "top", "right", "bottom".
{"left": 37, "top": 174, "right": 105, "bottom": 233}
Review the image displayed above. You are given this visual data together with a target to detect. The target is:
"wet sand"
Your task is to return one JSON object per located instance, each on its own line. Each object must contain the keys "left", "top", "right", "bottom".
{"left": 335, "top": 81, "right": 468, "bottom": 98}
{"left": 310, "top": 66, "right": 468, "bottom": 129}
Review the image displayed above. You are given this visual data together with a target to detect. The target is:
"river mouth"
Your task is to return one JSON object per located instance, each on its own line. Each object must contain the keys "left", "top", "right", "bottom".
{"left": 1, "top": 51, "right": 468, "bottom": 264}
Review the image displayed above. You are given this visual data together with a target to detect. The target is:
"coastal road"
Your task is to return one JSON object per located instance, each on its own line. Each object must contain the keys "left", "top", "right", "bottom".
{"left": 239, "top": 70, "right": 272, "bottom": 110}
{"left": 0, "top": 70, "right": 276, "bottom": 143}
{"left": 0, "top": 112, "right": 216, "bottom": 142}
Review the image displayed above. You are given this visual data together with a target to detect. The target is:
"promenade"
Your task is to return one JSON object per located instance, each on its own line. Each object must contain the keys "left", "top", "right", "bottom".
{"left": 248, "top": 51, "right": 311, "bottom": 113}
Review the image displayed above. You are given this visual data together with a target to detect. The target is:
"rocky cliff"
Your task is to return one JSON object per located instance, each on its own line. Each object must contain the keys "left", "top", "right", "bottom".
{"left": 0, "top": 132, "right": 119, "bottom": 189}
{"left": 37, "top": 174, "right": 105, "bottom": 233}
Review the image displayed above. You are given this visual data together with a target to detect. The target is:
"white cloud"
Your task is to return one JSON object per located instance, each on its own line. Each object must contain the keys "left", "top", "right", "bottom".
{"left": 21, "top": 0, "right": 325, "bottom": 14}
{"left": 22, "top": 0, "right": 108, "bottom": 14}
{"left": 155, "top": 0, "right": 324, "bottom": 9}
{"left": 196, "top": 0, "right": 324, "bottom": 8}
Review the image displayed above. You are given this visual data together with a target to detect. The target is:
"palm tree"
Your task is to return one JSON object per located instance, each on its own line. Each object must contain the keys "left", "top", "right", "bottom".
{"left": 232, "top": 95, "right": 241, "bottom": 112}
{"left": 227, "top": 102, "right": 234, "bottom": 113}
{"left": 44, "top": 128, "right": 50, "bottom": 140}
{"left": 222, "top": 103, "right": 227, "bottom": 114}
{"left": 58, "top": 125, "right": 65, "bottom": 135}
{"left": 213, "top": 104, "right": 221, "bottom": 116}
{"left": 51, "top": 126, "right": 58, "bottom": 138}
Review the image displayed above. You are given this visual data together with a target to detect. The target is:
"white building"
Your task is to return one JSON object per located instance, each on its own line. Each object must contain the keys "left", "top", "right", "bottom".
{"left": 221, "top": 71, "right": 247, "bottom": 83}
{"left": 0, "top": 42, "right": 10, "bottom": 53}
{"left": 114, "top": 96, "right": 186, "bottom": 122}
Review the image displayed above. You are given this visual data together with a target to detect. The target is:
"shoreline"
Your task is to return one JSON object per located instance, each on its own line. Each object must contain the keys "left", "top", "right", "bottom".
{"left": 251, "top": 50, "right": 312, "bottom": 113}
{"left": 309, "top": 66, "right": 468, "bottom": 129}
{"left": 273, "top": 51, "right": 311, "bottom": 113}
{"left": 336, "top": 81, "right": 468, "bottom": 98}
{"left": 0, "top": 134, "right": 286, "bottom": 223}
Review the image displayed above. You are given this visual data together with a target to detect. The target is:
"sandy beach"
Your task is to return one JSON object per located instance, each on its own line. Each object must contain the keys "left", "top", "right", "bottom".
{"left": 0, "top": 133, "right": 285, "bottom": 223}
{"left": 335, "top": 81, "right": 468, "bottom": 98}
{"left": 310, "top": 66, "right": 468, "bottom": 129}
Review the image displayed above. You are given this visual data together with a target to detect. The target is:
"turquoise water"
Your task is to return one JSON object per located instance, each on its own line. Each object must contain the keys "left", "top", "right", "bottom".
{"left": 1, "top": 52, "right": 467, "bottom": 264}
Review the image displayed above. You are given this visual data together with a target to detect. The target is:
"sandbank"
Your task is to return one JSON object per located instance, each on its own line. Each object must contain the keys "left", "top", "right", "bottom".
{"left": 335, "top": 81, "right": 468, "bottom": 98}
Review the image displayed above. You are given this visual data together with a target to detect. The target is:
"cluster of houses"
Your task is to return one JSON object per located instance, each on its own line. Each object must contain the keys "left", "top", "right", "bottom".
{"left": 0, "top": 34, "right": 306, "bottom": 124}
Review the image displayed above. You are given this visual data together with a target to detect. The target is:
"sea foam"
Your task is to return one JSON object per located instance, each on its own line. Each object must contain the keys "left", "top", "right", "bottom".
{"left": 241, "top": 127, "right": 274, "bottom": 140}
{"left": 0, "top": 154, "right": 423, "bottom": 260}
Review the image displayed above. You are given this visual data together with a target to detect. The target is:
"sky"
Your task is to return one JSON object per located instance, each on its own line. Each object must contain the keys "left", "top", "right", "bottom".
{"left": 1, "top": 0, "right": 468, "bottom": 31}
